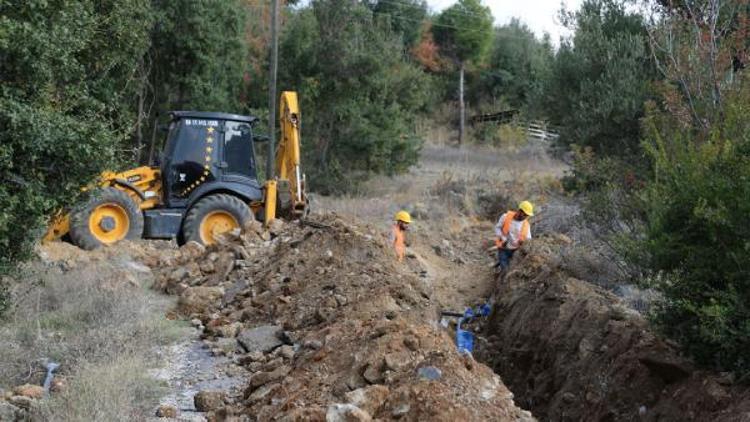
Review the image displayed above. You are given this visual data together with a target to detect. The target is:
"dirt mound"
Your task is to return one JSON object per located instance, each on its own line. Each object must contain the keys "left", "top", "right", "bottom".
{"left": 476, "top": 235, "right": 750, "bottom": 421}
{"left": 152, "top": 216, "right": 533, "bottom": 421}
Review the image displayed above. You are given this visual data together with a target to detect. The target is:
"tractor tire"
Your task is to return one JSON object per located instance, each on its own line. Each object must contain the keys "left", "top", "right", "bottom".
{"left": 69, "top": 187, "right": 144, "bottom": 250}
{"left": 182, "top": 194, "right": 253, "bottom": 246}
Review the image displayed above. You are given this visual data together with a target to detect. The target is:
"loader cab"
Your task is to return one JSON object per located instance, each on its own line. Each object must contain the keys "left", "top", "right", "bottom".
{"left": 161, "top": 111, "right": 263, "bottom": 208}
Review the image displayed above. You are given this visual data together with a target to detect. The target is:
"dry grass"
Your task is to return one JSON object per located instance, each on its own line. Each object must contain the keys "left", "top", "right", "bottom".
{"left": 0, "top": 255, "right": 185, "bottom": 420}
{"left": 315, "top": 139, "right": 658, "bottom": 313}
{"left": 313, "top": 141, "right": 566, "bottom": 225}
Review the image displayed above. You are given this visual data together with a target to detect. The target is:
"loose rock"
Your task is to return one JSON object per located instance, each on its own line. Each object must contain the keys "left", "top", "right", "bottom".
{"left": 156, "top": 404, "right": 178, "bottom": 418}
{"left": 326, "top": 403, "right": 372, "bottom": 422}
{"left": 237, "top": 325, "right": 284, "bottom": 353}
{"left": 194, "top": 391, "right": 226, "bottom": 412}
{"left": 344, "top": 385, "right": 390, "bottom": 415}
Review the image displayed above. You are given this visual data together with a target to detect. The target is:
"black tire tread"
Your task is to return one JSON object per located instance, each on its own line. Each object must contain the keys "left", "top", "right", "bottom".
{"left": 182, "top": 194, "right": 253, "bottom": 245}
{"left": 69, "top": 187, "right": 144, "bottom": 250}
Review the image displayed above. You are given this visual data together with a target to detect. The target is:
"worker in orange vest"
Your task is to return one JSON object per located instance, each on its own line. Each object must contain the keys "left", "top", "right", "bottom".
{"left": 494, "top": 201, "right": 533, "bottom": 273}
{"left": 392, "top": 210, "right": 411, "bottom": 262}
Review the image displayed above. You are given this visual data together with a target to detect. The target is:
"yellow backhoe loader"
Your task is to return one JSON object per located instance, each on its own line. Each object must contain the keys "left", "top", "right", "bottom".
{"left": 44, "top": 91, "right": 307, "bottom": 249}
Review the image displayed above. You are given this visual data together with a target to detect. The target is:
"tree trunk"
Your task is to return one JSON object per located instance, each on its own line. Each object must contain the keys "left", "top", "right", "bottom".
{"left": 458, "top": 61, "right": 465, "bottom": 146}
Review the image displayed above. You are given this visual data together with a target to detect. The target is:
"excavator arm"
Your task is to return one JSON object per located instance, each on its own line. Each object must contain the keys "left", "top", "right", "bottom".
{"left": 264, "top": 91, "right": 308, "bottom": 224}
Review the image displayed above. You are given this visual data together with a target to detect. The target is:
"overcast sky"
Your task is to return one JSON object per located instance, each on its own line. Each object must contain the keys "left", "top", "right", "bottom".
{"left": 425, "top": 0, "right": 583, "bottom": 43}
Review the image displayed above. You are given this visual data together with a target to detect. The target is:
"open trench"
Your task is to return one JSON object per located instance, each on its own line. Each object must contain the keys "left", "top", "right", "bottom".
{"left": 424, "top": 232, "right": 750, "bottom": 422}
{"left": 138, "top": 143, "right": 749, "bottom": 421}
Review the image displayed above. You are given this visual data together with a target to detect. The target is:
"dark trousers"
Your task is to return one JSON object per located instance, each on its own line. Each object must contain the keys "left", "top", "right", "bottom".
{"left": 496, "top": 248, "right": 516, "bottom": 270}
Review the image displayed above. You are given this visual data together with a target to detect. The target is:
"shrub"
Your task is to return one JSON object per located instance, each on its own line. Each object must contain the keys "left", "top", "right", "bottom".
{"left": 0, "top": 0, "right": 153, "bottom": 268}
{"left": 279, "top": 0, "right": 431, "bottom": 194}
{"left": 638, "top": 87, "right": 750, "bottom": 378}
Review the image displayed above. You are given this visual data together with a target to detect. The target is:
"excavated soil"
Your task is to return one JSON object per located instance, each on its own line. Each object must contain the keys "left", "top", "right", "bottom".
{"left": 27, "top": 143, "right": 750, "bottom": 421}
{"left": 149, "top": 216, "right": 533, "bottom": 421}
{"left": 476, "top": 235, "right": 750, "bottom": 422}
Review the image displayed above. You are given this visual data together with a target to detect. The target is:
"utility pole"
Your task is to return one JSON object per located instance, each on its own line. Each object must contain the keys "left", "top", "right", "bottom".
{"left": 267, "top": 0, "right": 280, "bottom": 179}
{"left": 458, "top": 61, "right": 465, "bottom": 146}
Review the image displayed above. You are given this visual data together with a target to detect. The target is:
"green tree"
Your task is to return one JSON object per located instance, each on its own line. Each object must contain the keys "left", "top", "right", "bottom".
{"left": 365, "top": 0, "right": 428, "bottom": 48}
{"left": 432, "top": 0, "right": 493, "bottom": 145}
{"left": 0, "top": 0, "right": 153, "bottom": 271}
{"left": 542, "top": 0, "right": 654, "bottom": 156}
{"left": 639, "top": 82, "right": 750, "bottom": 377}
{"left": 476, "top": 19, "right": 553, "bottom": 112}
{"left": 142, "top": 0, "right": 247, "bottom": 162}
{"left": 279, "top": 0, "right": 431, "bottom": 193}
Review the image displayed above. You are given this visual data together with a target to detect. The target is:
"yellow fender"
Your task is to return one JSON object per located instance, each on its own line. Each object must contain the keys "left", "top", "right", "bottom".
{"left": 43, "top": 166, "right": 162, "bottom": 242}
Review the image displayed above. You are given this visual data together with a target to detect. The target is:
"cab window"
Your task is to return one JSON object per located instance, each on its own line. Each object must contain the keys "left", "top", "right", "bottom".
{"left": 224, "top": 121, "right": 255, "bottom": 177}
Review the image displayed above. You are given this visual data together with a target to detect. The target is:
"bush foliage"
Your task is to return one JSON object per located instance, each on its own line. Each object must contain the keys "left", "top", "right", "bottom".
{"left": 0, "top": 0, "right": 153, "bottom": 268}
{"left": 640, "top": 88, "right": 750, "bottom": 376}
{"left": 279, "top": 0, "right": 431, "bottom": 193}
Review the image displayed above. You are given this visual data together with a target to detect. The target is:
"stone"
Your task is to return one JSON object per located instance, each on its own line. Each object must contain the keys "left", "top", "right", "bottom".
{"left": 363, "top": 364, "right": 381, "bottom": 384}
{"left": 326, "top": 403, "right": 372, "bottom": 422}
{"left": 246, "top": 382, "right": 281, "bottom": 403}
{"left": 246, "top": 350, "right": 266, "bottom": 362}
{"left": 194, "top": 391, "right": 226, "bottom": 412}
{"left": 391, "top": 403, "right": 410, "bottom": 418}
{"left": 237, "top": 325, "right": 284, "bottom": 353}
{"left": 562, "top": 392, "right": 576, "bottom": 403}
{"left": 384, "top": 352, "right": 411, "bottom": 372}
{"left": 277, "top": 407, "right": 327, "bottom": 422}
{"left": 303, "top": 339, "right": 323, "bottom": 350}
{"left": 178, "top": 286, "right": 225, "bottom": 315}
{"left": 169, "top": 267, "right": 189, "bottom": 283}
{"left": 12, "top": 384, "right": 44, "bottom": 400}
{"left": 181, "top": 241, "right": 206, "bottom": 259}
{"left": 267, "top": 219, "right": 285, "bottom": 236}
{"left": 417, "top": 366, "right": 442, "bottom": 381}
{"left": 222, "top": 280, "right": 249, "bottom": 306}
{"left": 215, "top": 338, "right": 239, "bottom": 354}
{"left": 403, "top": 337, "right": 419, "bottom": 351}
{"left": 323, "top": 296, "right": 338, "bottom": 309}
{"left": 191, "top": 318, "right": 203, "bottom": 327}
{"left": 156, "top": 404, "right": 178, "bottom": 418}
{"left": 216, "top": 322, "right": 243, "bottom": 338}
{"left": 263, "top": 357, "right": 284, "bottom": 371}
{"left": 248, "top": 365, "right": 291, "bottom": 390}
{"left": 277, "top": 345, "right": 295, "bottom": 360}
{"left": 316, "top": 307, "right": 333, "bottom": 322}
{"left": 243, "top": 220, "right": 265, "bottom": 235}
{"left": 344, "top": 385, "right": 390, "bottom": 415}
{"left": 199, "top": 260, "right": 216, "bottom": 274}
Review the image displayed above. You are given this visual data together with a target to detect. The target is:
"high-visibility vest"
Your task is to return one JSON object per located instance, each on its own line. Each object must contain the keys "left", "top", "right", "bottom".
{"left": 495, "top": 210, "right": 530, "bottom": 249}
{"left": 392, "top": 224, "right": 406, "bottom": 261}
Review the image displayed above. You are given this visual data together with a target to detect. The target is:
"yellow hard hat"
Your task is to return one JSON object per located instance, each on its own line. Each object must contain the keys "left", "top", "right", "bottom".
{"left": 518, "top": 201, "right": 534, "bottom": 216}
{"left": 395, "top": 210, "right": 412, "bottom": 224}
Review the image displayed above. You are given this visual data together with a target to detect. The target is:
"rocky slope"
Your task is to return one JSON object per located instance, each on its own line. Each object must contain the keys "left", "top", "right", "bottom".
{"left": 150, "top": 216, "right": 533, "bottom": 421}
